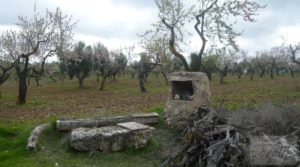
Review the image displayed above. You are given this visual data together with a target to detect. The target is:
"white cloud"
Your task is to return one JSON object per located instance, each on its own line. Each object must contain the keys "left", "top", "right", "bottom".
{"left": 277, "top": 26, "right": 300, "bottom": 44}
{"left": 0, "top": 0, "right": 300, "bottom": 57}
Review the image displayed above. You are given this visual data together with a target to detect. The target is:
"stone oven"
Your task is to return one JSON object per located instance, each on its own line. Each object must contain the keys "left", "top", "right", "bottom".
{"left": 164, "top": 71, "right": 210, "bottom": 130}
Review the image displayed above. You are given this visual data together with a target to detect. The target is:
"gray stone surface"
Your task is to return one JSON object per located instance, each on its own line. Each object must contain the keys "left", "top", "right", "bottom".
{"left": 164, "top": 71, "right": 210, "bottom": 130}
{"left": 132, "top": 112, "right": 159, "bottom": 125}
{"left": 70, "top": 126, "right": 129, "bottom": 152}
{"left": 118, "top": 122, "right": 150, "bottom": 131}
{"left": 57, "top": 112, "right": 159, "bottom": 131}
{"left": 69, "top": 122, "right": 155, "bottom": 152}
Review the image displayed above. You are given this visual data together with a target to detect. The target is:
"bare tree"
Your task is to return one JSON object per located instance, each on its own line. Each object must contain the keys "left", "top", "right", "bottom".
{"left": 0, "top": 7, "right": 76, "bottom": 104}
{"left": 241, "top": 50, "right": 256, "bottom": 81}
{"left": 0, "top": 57, "right": 19, "bottom": 98}
{"left": 214, "top": 48, "right": 236, "bottom": 84}
{"left": 288, "top": 43, "right": 300, "bottom": 65}
{"left": 149, "top": 0, "right": 265, "bottom": 72}
{"left": 254, "top": 52, "right": 267, "bottom": 78}
{"left": 263, "top": 47, "right": 286, "bottom": 79}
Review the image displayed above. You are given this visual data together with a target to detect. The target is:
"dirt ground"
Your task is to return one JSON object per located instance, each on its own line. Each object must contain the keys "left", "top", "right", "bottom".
{"left": 0, "top": 74, "right": 300, "bottom": 125}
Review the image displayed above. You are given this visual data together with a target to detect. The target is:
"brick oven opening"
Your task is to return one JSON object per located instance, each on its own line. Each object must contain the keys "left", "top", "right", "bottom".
{"left": 172, "top": 81, "right": 193, "bottom": 101}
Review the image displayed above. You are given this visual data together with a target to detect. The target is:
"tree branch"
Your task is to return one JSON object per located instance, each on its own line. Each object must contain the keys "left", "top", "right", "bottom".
{"left": 21, "top": 40, "right": 46, "bottom": 58}
{"left": 194, "top": 0, "right": 218, "bottom": 71}
{"left": 289, "top": 44, "right": 300, "bottom": 65}
{"left": 162, "top": 18, "right": 190, "bottom": 71}
{"left": 32, "top": 49, "right": 56, "bottom": 75}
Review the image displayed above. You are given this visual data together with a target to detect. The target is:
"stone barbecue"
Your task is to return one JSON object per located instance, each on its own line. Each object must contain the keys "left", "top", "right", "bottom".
{"left": 164, "top": 71, "right": 210, "bottom": 130}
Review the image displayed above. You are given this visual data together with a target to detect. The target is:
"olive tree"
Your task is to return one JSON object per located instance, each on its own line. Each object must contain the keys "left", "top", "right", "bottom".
{"left": 134, "top": 52, "right": 160, "bottom": 92}
{"left": 92, "top": 42, "right": 109, "bottom": 82}
{"left": 66, "top": 41, "right": 93, "bottom": 88}
{"left": 0, "top": 8, "right": 76, "bottom": 104}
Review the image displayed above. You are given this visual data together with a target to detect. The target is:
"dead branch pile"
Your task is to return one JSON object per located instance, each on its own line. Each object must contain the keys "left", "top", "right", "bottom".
{"left": 162, "top": 105, "right": 300, "bottom": 167}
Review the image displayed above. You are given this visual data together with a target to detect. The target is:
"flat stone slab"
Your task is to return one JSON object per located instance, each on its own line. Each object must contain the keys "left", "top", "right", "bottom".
{"left": 118, "top": 122, "right": 150, "bottom": 131}
{"left": 69, "top": 122, "right": 155, "bottom": 152}
{"left": 132, "top": 112, "right": 159, "bottom": 125}
{"left": 70, "top": 126, "right": 130, "bottom": 152}
{"left": 57, "top": 112, "right": 159, "bottom": 131}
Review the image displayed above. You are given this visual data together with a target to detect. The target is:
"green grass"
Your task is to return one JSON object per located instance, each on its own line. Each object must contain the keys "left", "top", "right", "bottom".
{"left": 0, "top": 73, "right": 299, "bottom": 166}
{"left": 0, "top": 115, "right": 173, "bottom": 167}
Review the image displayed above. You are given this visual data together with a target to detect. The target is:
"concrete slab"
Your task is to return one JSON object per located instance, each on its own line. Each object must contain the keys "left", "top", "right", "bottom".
{"left": 117, "top": 122, "right": 150, "bottom": 131}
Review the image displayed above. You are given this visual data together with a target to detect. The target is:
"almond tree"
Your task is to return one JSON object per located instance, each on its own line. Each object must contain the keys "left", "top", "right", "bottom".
{"left": 0, "top": 55, "right": 19, "bottom": 98}
{"left": 263, "top": 46, "right": 286, "bottom": 79}
{"left": 214, "top": 48, "right": 236, "bottom": 84}
{"left": 0, "top": 8, "right": 76, "bottom": 104}
{"left": 254, "top": 52, "right": 267, "bottom": 78}
{"left": 289, "top": 43, "right": 300, "bottom": 65}
{"left": 148, "top": 0, "right": 265, "bottom": 72}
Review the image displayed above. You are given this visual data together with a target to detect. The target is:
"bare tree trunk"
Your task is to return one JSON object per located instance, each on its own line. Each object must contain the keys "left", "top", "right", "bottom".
{"left": 49, "top": 76, "right": 56, "bottom": 83}
{"left": 144, "top": 73, "right": 148, "bottom": 82}
{"left": 289, "top": 68, "right": 295, "bottom": 78}
{"left": 276, "top": 68, "right": 280, "bottom": 76}
{"left": 79, "top": 78, "right": 83, "bottom": 88}
{"left": 18, "top": 73, "right": 28, "bottom": 105}
{"left": 138, "top": 73, "right": 147, "bottom": 93}
{"left": 161, "top": 72, "right": 169, "bottom": 86}
{"left": 238, "top": 72, "right": 242, "bottom": 79}
{"left": 35, "top": 77, "right": 40, "bottom": 87}
{"left": 96, "top": 74, "right": 100, "bottom": 82}
{"left": 270, "top": 67, "right": 274, "bottom": 79}
{"left": 100, "top": 76, "right": 107, "bottom": 91}
{"left": 259, "top": 69, "right": 265, "bottom": 77}
{"left": 250, "top": 72, "right": 254, "bottom": 81}
{"left": 27, "top": 76, "right": 31, "bottom": 86}
{"left": 220, "top": 72, "right": 225, "bottom": 84}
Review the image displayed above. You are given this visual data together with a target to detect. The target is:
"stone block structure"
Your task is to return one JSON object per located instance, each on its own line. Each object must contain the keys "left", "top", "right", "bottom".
{"left": 69, "top": 122, "right": 155, "bottom": 152}
{"left": 164, "top": 71, "right": 210, "bottom": 130}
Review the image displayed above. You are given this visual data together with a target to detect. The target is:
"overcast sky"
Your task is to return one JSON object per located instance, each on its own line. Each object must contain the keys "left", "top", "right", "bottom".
{"left": 0, "top": 0, "right": 300, "bottom": 58}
